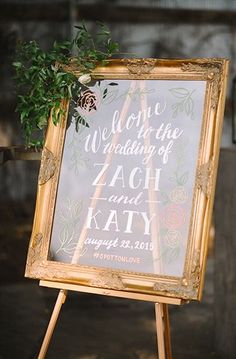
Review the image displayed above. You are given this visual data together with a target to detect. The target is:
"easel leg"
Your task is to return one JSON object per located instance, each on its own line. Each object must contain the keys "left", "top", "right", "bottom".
{"left": 38, "top": 289, "right": 67, "bottom": 359}
{"left": 162, "top": 304, "right": 172, "bottom": 358}
{"left": 155, "top": 303, "right": 172, "bottom": 359}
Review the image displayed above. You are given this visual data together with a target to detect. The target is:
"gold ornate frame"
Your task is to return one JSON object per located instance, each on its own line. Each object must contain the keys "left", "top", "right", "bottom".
{"left": 25, "top": 58, "right": 228, "bottom": 301}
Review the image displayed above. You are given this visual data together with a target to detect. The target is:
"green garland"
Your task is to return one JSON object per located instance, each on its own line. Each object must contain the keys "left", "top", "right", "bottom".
{"left": 13, "top": 22, "right": 119, "bottom": 147}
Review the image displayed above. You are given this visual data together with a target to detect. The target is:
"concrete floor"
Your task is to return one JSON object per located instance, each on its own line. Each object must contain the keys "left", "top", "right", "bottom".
{"left": 0, "top": 198, "right": 224, "bottom": 358}
{"left": 0, "top": 257, "right": 222, "bottom": 359}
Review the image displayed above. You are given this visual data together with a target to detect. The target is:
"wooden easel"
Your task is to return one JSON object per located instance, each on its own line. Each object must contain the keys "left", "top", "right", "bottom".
{"left": 38, "top": 280, "right": 183, "bottom": 359}
{"left": 37, "top": 80, "right": 183, "bottom": 358}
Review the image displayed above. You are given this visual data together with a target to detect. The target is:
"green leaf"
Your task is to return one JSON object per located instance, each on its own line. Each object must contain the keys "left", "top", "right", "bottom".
{"left": 38, "top": 116, "right": 48, "bottom": 129}
{"left": 12, "top": 62, "right": 22, "bottom": 68}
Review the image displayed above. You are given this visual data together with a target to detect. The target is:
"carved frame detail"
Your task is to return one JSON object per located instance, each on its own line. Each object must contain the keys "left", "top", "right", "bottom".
{"left": 181, "top": 60, "right": 223, "bottom": 109}
{"left": 122, "top": 58, "right": 157, "bottom": 75}
{"left": 153, "top": 249, "right": 201, "bottom": 299}
{"left": 90, "top": 272, "right": 125, "bottom": 290}
{"left": 196, "top": 159, "right": 213, "bottom": 197}
{"left": 25, "top": 58, "right": 228, "bottom": 302}
{"left": 38, "top": 147, "right": 57, "bottom": 185}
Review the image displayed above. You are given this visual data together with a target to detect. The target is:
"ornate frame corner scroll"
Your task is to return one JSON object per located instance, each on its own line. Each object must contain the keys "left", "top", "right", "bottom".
{"left": 196, "top": 159, "right": 214, "bottom": 198}
{"left": 153, "top": 249, "right": 201, "bottom": 300}
{"left": 25, "top": 233, "right": 43, "bottom": 277}
{"left": 38, "top": 147, "right": 57, "bottom": 185}
{"left": 181, "top": 60, "right": 223, "bottom": 109}
{"left": 90, "top": 272, "right": 125, "bottom": 291}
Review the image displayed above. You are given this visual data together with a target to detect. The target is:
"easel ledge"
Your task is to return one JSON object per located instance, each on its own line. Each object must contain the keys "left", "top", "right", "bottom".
{"left": 38, "top": 280, "right": 182, "bottom": 359}
{"left": 40, "top": 280, "right": 183, "bottom": 305}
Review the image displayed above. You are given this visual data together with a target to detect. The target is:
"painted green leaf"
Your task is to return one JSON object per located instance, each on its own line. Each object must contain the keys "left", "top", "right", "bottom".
{"left": 185, "top": 97, "right": 194, "bottom": 116}
{"left": 103, "top": 88, "right": 108, "bottom": 98}
{"left": 179, "top": 172, "right": 189, "bottom": 185}
{"left": 102, "top": 88, "right": 119, "bottom": 104}
{"left": 169, "top": 88, "right": 189, "bottom": 98}
{"left": 167, "top": 247, "right": 180, "bottom": 264}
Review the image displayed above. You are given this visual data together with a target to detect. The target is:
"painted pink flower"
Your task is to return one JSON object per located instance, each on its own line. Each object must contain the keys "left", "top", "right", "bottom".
{"left": 77, "top": 89, "right": 100, "bottom": 116}
{"left": 161, "top": 203, "right": 186, "bottom": 229}
{"left": 169, "top": 186, "right": 188, "bottom": 204}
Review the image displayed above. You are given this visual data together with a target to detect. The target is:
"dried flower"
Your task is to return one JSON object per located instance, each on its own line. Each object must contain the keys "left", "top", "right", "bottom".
{"left": 78, "top": 74, "right": 92, "bottom": 85}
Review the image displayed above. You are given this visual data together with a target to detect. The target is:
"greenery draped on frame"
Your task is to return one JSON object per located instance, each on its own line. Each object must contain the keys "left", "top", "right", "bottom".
{"left": 13, "top": 22, "right": 119, "bottom": 147}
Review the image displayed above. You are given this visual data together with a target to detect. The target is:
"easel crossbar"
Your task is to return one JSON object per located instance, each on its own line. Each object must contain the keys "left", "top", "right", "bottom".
{"left": 40, "top": 280, "right": 182, "bottom": 305}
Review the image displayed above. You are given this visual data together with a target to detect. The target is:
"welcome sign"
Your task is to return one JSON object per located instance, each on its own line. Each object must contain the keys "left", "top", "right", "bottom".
{"left": 25, "top": 59, "right": 228, "bottom": 301}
